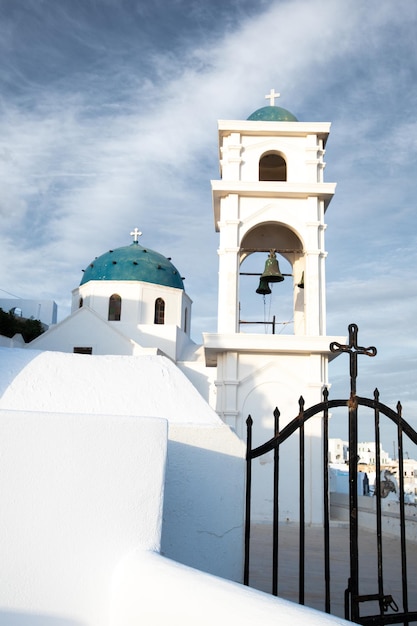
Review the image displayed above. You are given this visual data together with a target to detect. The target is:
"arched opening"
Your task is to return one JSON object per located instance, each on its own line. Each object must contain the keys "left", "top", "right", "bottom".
{"left": 259, "top": 152, "right": 287, "bottom": 181}
{"left": 108, "top": 294, "right": 122, "bottom": 321}
{"left": 79, "top": 297, "right": 83, "bottom": 308}
{"left": 239, "top": 252, "right": 294, "bottom": 335}
{"left": 154, "top": 298, "right": 165, "bottom": 324}
{"left": 239, "top": 223, "right": 304, "bottom": 335}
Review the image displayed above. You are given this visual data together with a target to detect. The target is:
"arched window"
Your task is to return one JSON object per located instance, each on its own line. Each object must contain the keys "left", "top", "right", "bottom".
{"left": 154, "top": 298, "right": 165, "bottom": 324}
{"left": 79, "top": 297, "right": 83, "bottom": 308}
{"left": 259, "top": 152, "right": 287, "bottom": 181}
{"left": 108, "top": 294, "right": 122, "bottom": 321}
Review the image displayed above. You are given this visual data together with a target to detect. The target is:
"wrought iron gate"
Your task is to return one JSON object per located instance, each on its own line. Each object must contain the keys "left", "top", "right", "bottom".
{"left": 244, "top": 324, "right": 417, "bottom": 625}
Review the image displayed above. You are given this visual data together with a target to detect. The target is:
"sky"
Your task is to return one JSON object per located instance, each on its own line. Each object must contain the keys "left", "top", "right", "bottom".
{"left": 1, "top": 0, "right": 417, "bottom": 443}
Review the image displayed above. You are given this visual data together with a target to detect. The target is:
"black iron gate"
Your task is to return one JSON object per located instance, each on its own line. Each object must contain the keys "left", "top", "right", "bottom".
{"left": 244, "top": 324, "right": 417, "bottom": 625}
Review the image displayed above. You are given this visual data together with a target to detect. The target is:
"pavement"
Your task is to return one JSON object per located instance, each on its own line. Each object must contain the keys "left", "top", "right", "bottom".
{"left": 248, "top": 522, "right": 417, "bottom": 620}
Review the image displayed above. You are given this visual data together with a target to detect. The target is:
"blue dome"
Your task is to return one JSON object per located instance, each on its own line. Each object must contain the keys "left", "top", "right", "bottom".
{"left": 247, "top": 106, "right": 298, "bottom": 122}
{"left": 80, "top": 242, "right": 184, "bottom": 289}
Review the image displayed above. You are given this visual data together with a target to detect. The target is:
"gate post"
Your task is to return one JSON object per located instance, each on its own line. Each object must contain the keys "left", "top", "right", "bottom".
{"left": 330, "top": 324, "right": 376, "bottom": 622}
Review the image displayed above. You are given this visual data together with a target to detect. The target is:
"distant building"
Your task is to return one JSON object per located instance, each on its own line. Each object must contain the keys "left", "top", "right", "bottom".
{"left": 329, "top": 438, "right": 392, "bottom": 465}
{"left": 0, "top": 298, "right": 57, "bottom": 327}
{"left": 357, "top": 441, "right": 392, "bottom": 465}
{"left": 329, "top": 438, "right": 417, "bottom": 503}
{"left": 328, "top": 438, "right": 348, "bottom": 463}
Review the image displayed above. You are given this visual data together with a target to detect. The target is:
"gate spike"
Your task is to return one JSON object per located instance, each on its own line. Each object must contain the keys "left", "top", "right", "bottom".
{"left": 274, "top": 408, "right": 280, "bottom": 435}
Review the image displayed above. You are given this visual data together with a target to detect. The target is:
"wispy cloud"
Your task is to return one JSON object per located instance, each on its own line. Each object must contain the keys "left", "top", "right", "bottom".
{"left": 0, "top": 0, "right": 416, "bottom": 418}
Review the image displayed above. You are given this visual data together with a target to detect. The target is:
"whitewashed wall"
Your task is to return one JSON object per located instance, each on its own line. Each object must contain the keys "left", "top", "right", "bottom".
{"left": 330, "top": 493, "right": 417, "bottom": 541}
{"left": 0, "top": 410, "right": 167, "bottom": 626}
{"left": 162, "top": 424, "right": 245, "bottom": 578}
{"left": 110, "top": 550, "right": 351, "bottom": 626}
{"left": 0, "top": 348, "right": 245, "bottom": 582}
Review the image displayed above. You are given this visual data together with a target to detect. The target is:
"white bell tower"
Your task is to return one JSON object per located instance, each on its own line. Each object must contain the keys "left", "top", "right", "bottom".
{"left": 203, "top": 93, "right": 345, "bottom": 523}
{"left": 213, "top": 89, "right": 334, "bottom": 336}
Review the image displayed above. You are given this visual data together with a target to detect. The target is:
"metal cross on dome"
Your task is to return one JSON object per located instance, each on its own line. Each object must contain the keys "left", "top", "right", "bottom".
{"left": 130, "top": 227, "right": 142, "bottom": 243}
{"left": 265, "top": 88, "right": 280, "bottom": 106}
{"left": 330, "top": 323, "right": 377, "bottom": 396}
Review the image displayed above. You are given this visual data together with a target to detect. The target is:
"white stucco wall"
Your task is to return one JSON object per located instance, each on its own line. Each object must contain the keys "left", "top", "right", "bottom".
{"left": 203, "top": 339, "right": 343, "bottom": 524}
{"left": 110, "top": 550, "right": 351, "bottom": 626}
{"left": 73, "top": 279, "right": 192, "bottom": 334}
{"left": 162, "top": 424, "right": 245, "bottom": 578}
{"left": 0, "top": 358, "right": 349, "bottom": 626}
{"left": 217, "top": 120, "right": 330, "bottom": 185}
{"left": 330, "top": 493, "right": 417, "bottom": 542}
{"left": 29, "top": 306, "right": 139, "bottom": 355}
{"left": 0, "top": 333, "right": 26, "bottom": 348}
{"left": 29, "top": 302, "right": 196, "bottom": 360}
{"left": 0, "top": 348, "right": 245, "bottom": 582}
{"left": 0, "top": 410, "right": 167, "bottom": 626}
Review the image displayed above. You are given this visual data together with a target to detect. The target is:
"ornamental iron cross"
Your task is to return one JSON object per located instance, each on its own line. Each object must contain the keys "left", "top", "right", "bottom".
{"left": 330, "top": 323, "right": 377, "bottom": 396}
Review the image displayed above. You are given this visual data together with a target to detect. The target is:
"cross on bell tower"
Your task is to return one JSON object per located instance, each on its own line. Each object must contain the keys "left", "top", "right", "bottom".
{"left": 265, "top": 88, "right": 280, "bottom": 106}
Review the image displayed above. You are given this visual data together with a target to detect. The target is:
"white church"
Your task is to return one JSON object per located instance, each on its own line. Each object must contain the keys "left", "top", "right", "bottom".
{"left": 0, "top": 93, "right": 349, "bottom": 626}
{"left": 25, "top": 90, "right": 344, "bottom": 519}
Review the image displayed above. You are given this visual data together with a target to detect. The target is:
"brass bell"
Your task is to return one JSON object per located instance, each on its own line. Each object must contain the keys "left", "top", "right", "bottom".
{"left": 297, "top": 272, "right": 304, "bottom": 289}
{"left": 260, "top": 250, "right": 284, "bottom": 283}
{"left": 256, "top": 277, "right": 272, "bottom": 295}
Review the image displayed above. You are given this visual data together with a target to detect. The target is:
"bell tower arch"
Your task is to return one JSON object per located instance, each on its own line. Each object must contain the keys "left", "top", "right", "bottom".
{"left": 239, "top": 223, "right": 305, "bottom": 334}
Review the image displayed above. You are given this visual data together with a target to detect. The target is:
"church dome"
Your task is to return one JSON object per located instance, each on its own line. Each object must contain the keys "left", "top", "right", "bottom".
{"left": 247, "top": 105, "right": 298, "bottom": 122}
{"left": 80, "top": 239, "right": 184, "bottom": 289}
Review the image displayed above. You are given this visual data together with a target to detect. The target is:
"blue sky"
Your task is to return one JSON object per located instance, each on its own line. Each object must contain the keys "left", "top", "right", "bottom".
{"left": 1, "top": 0, "right": 417, "bottom": 442}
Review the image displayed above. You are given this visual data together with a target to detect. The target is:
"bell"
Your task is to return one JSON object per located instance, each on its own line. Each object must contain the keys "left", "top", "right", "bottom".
{"left": 256, "top": 277, "right": 272, "bottom": 295}
{"left": 260, "top": 250, "right": 284, "bottom": 283}
{"left": 297, "top": 272, "right": 304, "bottom": 289}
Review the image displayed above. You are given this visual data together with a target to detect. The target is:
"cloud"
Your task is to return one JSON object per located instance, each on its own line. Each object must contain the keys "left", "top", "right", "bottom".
{"left": 0, "top": 0, "right": 416, "bottom": 426}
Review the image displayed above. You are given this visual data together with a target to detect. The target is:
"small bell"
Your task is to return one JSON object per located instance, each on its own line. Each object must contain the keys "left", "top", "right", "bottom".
{"left": 256, "top": 277, "right": 272, "bottom": 295}
{"left": 297, "top": 272, "right": 304, "bottom": 289}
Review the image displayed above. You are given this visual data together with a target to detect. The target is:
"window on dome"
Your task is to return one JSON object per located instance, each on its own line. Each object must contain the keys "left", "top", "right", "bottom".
{"left": 259, "top": 152, "right": 287, "bottom": 181}
{"left": 108, "top": 294, "right": 122, "bottom": 321}
{"left": 154, "top": 298, "right": 165, "bottom": 324}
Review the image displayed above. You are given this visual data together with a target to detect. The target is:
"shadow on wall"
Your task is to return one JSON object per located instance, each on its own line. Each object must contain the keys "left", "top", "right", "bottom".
{"left": 161, "top": 437, "right": 245, "bottom": 582}
{"left": 0, "top": 611, "right": 86, "bottom": 626}
{"left": 0, "top": 347, "right": 40, "bottom": 396}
